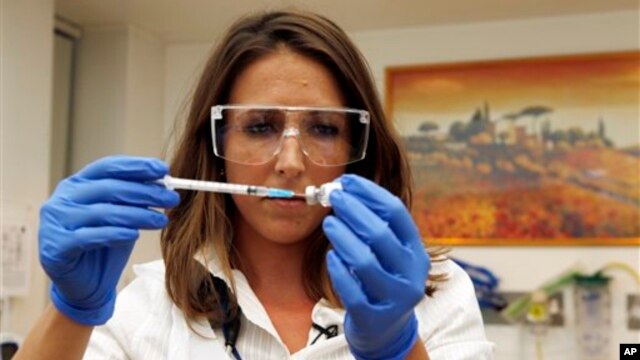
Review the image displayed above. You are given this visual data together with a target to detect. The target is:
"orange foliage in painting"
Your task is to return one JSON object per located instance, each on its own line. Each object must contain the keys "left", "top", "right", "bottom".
{"left": 555, "top": 147, "right": 640, "bottom": 202}
{"left": 414, "top": 183, "right": 638, "bottom": 239}
{"left": 412, "top": 164, "right": 639, "bottom": 239}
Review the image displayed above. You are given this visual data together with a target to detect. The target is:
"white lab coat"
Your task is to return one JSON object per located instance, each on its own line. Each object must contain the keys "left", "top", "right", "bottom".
{"left": 84, "top": 253, "right": 494, "bottom": 359}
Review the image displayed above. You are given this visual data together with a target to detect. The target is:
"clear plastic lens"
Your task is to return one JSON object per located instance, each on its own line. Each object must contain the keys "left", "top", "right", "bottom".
{"left": 212, "top": 105, "right": 369, "bottom": 166}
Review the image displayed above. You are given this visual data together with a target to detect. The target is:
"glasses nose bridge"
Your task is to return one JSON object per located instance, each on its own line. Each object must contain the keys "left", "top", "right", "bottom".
{"left": 281, "top": 110, "right": 304, "bottom": 130}
{"left": 276, "top": 125, "right": 308, "bottom": 155}
{"left": 282, "top": 126, "right": 300, "bottom": 140}
{"left": 268, "top": 110, "right": 309, "bottom": 162}
{"left": 278, "top": 111, "right": 307, "bottom": 147}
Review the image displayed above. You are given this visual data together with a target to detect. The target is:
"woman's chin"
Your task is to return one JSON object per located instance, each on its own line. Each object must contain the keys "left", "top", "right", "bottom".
{"left": 258, "top": 221, "right": 319, "bottom": 245}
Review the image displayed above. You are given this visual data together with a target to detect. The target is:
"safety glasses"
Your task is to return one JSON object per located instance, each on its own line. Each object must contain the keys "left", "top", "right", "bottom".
{"left": 211, "top": 104, "right": 370, "bottom": 166}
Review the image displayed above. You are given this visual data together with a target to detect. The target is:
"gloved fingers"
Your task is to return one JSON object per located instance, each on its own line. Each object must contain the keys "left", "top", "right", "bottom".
{"left": 53, "top": 202, "right": 168, "bottom": 230}
{"left": 42, "top": 226, "right": 139, "bottom": 260}
{"left": 326, "top": 250, "right": 373, "bottom": 321}
{"left": 338, "top": 175, "right": 422, "bottom": 250}
{"left": 335, "top": 175, "right": 431, "bottom": 291}
{"left": 323, "top": 216, "right": 400, "bottom": 302}
{"left": 59, "top": 178, "right": 180, "bottom": 208}
{"left": 73, "top": 227, "right": 140, "bottom": 252}
{"left": 329, "top": 190, "right": 413, "bottom": 275}
{"left": 73, "top": 156, "right": 169, "bottom": 181}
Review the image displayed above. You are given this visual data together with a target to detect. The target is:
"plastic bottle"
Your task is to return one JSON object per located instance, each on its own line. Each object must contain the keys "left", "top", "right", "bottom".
{"left": 574, "top": 272, "right": 612, "bottom": 360}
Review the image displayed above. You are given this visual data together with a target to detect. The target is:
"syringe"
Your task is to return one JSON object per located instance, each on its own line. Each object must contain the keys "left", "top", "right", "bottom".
{"left": 156, "top": 175, "right": 343, "bottom": 207}
{"left": 156, "top": 175, "right": 296, "bottom": 199}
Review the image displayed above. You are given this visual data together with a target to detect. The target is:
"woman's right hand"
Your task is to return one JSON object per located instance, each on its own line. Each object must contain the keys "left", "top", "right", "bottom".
{"left": 38, "top": 156, "right": 180, "bottom": 325}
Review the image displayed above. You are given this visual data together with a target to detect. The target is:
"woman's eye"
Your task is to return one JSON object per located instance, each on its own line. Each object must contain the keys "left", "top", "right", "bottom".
{"left": 239, "top": 111, "right": 282, "bottom": 136}
{"left": 309, "top": 124, "right": 339, "bottom": 137}
{"left": 244, "top": 121, "right": 277, "bottom": 135}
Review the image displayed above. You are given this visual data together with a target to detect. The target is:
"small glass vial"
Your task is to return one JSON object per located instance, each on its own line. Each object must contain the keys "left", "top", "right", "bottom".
{"left": 304, "top": 182, "right": 343, "bottom": 207}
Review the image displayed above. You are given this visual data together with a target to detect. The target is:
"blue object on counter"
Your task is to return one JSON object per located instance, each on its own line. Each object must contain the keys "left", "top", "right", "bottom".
{"left": 452, "top": 257, "right": 508, "bottom": 311}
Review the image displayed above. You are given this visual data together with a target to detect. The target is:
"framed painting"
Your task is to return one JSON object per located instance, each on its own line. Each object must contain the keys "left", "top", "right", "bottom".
{"left": 385, "top": 51, "right": 640, "bottom": 245}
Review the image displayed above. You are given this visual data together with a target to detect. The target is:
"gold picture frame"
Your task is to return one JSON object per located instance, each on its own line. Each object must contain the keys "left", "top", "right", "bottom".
{"left": 385, "top": 51, "right": 640, "bottom": 246}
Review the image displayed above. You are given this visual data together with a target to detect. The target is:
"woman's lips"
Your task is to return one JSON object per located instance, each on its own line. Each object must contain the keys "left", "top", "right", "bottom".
{"left": 267, "top": 197, "right": 307, "bottom": 209}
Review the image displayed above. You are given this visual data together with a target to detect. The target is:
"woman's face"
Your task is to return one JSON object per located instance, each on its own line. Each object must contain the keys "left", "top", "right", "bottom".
{"left": 225, "top": 50, "right": 346, "bottom": 246}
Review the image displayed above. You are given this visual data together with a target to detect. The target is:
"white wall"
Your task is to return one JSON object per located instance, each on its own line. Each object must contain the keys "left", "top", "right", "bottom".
{"left": 71, "top": 25, "right": 166, "bottom": 287}
{"left": 163, "top": 43, "right": 212, "bottom": 156}
{"left": 125, "top": 27, "right": 166, "bottom": 159}
{"left": 50, "top": 35, "right": 74, "bottom": 191}
{"left": 71, "top": 26, "right": 128, "bottom": 167}
{"left": 163, "top": 10, "right": 640, "bottom": 359}
{"left": 1, "top": 0, "right": 54, "bottom": 337}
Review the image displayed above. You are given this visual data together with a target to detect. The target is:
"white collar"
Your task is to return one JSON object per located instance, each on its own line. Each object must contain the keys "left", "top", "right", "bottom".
{"left": 193, "top": 246, "right": 346, "bottom": 346}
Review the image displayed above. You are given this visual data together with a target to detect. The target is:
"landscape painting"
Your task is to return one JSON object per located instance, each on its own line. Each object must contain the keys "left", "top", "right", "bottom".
{"left": 385, "top": 51, "right": 639, "bottom": 245}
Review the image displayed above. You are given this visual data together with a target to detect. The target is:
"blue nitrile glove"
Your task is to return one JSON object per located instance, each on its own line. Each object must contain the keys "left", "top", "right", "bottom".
{"left": 323, "top": 174, "right": 430, "bottom": 360}
{"left": 39, "top": 156, "right": 180, "bottom": 325}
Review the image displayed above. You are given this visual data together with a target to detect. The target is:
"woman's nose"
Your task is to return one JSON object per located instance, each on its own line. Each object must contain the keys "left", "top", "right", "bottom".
{"left": 274, "top": 131, "right": 306, "bottom": 177}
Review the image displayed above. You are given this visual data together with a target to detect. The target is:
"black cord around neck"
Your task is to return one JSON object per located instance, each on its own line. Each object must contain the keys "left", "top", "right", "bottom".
{"left": 210, "top": 275, "right": 242, "bottom": 360}
{"left": 207, "top": 273, "right": 339, "bottom": 357}
{"left": 310, "top": 322, "right": 339, "bottom": 345}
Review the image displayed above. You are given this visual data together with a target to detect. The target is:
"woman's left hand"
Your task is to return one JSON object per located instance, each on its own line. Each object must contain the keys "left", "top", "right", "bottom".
{"left": 323, "top": 174, "right": 430, "bottom": 360}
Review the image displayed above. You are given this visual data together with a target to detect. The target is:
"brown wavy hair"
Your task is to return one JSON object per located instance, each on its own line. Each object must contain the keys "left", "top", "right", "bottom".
{"left": 161, "top": 9, "right": 447, "bottom": 327}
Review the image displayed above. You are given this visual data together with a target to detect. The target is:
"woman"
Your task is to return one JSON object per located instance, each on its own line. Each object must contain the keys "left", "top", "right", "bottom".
{"left": 16, "top": 10, "right": 493, "bottom": 359}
